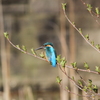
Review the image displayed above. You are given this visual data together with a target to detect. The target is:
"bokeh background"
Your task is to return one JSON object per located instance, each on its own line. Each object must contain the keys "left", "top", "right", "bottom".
{"left": 0, "top": 0, "right": 100, "bottom": 100}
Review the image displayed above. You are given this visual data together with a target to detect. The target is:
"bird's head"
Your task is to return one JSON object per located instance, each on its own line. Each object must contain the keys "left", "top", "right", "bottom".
{"left": 35, "top": 42, "right": 54, "bottom": 50}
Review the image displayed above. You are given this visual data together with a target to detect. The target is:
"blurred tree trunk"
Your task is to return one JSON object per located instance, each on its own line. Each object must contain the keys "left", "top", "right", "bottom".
{"left": 0, "top": 0, "right": 10, "bottom": 100}
{"left": 29, "top": 0, "right": 35, "bottom": 13}
{"left": 82, "top": 91, "right": 87, "bottom": 100}
{"left": 59, "top": 0, "right": 69, "bottom": 100}
{"left": 69, "top": 0, "right": 78, "bottom": 100}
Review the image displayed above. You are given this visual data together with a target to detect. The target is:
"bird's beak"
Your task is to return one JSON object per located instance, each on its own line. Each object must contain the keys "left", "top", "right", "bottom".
{"left": 35, "top": 46, "right": 44, "bottom": 51}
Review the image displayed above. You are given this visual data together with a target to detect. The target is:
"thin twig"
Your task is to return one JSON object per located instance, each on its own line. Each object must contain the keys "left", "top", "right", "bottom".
{"left": 80, "top": 0, "right": 100, "bottom": 25}
{"left": 63, "top": 7, "right": 100, "bottom": 54}
{"left": 66, "top": 65, "right": 99, "bottom": 75}
{"left": 58, "top": 64, "right": 83, "bottom": 91}
{"left": 7, "top": 38, "right": 45, "bottom": 61}
{"left": 58, "top": 65, "right": 94, "bottom": 100}
{"left": 59, "top": 82, "right": 90, "bottom": 99}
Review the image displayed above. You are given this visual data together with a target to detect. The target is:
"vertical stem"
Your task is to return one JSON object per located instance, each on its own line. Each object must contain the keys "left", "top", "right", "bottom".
{"left": 0, "top": 0, "right": 10, "bottom": 100}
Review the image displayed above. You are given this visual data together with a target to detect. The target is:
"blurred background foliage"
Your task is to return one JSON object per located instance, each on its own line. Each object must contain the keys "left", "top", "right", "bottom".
{"left": 0, "top": 0, "right": 100, "bottom": 100}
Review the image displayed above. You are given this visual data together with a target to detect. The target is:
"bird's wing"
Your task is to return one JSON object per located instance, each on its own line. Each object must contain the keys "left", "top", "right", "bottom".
{"left": 50, "top": 49, "right": 57, "bottom": 67}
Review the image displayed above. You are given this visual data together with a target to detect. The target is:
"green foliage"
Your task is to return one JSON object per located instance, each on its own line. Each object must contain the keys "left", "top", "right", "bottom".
{"left": 88, "top": 79, "right": 92, "bottom": 90}
{"left": 82, "top": 79, "right": 97, "bottom": 92}
{"left": 72, "top": 22, "right": 75, "bottom": 26}
{"left": 87, "top": 4, "right": 92, "bottom": 12}
{"left": 78, "top": 80, "right": 83, "bottom": 87}
{"left": 56, "top": 55, "right": 61, "bottom": 63}
{"left": 85, "top": 34, "right": 89, "bottom": 40}
{"left": 96, "top": 44, "right": 100, "bottom": 50}
{"left": 93, "top": 85, "right": 98, "bottom": 93}
{"left": 72, "top": 76, "right": 74, "bottom": 80}
{"left": 83, "top": 86, "right": 88, "bottom": 92}
{"left": 83, "top": 79, "right": 98, "bottom": 93}
{"left": 57, "top": 55, "right": 67, "bottom": 68}
{"left": 40, "top": 52, "right": 45, "bottom": 58}
{"left": 31, "top": 48, "right": 36, "bottom": 55}
{"left": 56, "top": 76, "right": 62, "bottom": 84}
{"left": 84, "top": 62, "right": 89, "bottom": 69}
{"left": 95, "top": 7, "right": 100, "bottom": 15}
{"left": 22, "top": 45, "right": 27, "bottom": 52}
{"left": 16, "top": 45, "right": 20, "bottom": 49}
{"left": 65, "top": 86, "right": 69, "bottom": 90}
{"left": 78, "top": 28, "right": 82, "bottom": 34}
{"left": 71, "top": 62, "right": 77, "bottom": 69}
{"left": 4, "top": 32, "right": 9, "bottom": 38}
{"left": 62, "top": 3, "right": 67, "bottom": 11}
{"left": 60, "top": 57, "right": 67, "bottom": 68}
{"left": 95, "top": 66, "right": 100, "bottom": 73}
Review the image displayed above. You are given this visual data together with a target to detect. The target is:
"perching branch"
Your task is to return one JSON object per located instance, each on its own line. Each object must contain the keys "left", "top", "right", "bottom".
{"left": 4, "top": 32, "right": 100, "bottom": 99}
{"left": 4, "top": 32, "right": 100, "bottom": 75}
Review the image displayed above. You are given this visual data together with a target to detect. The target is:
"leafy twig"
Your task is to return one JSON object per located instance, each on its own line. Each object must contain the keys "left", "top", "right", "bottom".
{"left": 4, "top": 32, "right": 100, "bottom": 75}
{"left": 62, "top": 3, "right": 100, "bottom": 54}
{"left": 58, "top": 80, "right": 91, "bottom": 99}
{"left": 80, "top": 0, "right": 100, "bottom": 25}
{"left": 4, "top": 32, "right": 45, "bottom": 61}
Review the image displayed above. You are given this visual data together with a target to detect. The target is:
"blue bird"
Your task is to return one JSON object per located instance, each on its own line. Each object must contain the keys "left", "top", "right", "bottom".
{"left": 36, "top": 42, "right": 57, "bottom": 67}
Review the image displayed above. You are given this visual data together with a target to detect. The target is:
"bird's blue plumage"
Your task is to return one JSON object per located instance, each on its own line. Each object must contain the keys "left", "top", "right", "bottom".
{"left": 45, "top": 46, "right": 57, "bottom": 67}
{"left": 36, "top": 42, "right": 57, "bottom": 67}
{"left": 43, "top": 42, "right": 57, "bottom": 67}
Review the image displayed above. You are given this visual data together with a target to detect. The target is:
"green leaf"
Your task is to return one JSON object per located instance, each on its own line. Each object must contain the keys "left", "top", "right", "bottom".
{"left": 88, "top": 87, "right": 92, "bottom": 91}
{"left": 66, "top": 86, "right": 69, "bottom": 90}
{"left": 78, "top": 80, "right": 83, "bottom": 87}
{"left": 72, "top": 76, "right": 74, "bottom": 80}
{"left": 83, "top": 86, "right": 88, "bottom": 92}
{"left": 62, "top": 3, "right": 67, "bottom": 11}
{"left": 85, "top": 34, "right": 89, "bottom": 40}
{"left": 96, "top": 44, "right": 100, "bottom": 50}
{"left": 95, "top": 66, "right": 100, "bottom": 73}
{"left": 72, "top": 22, "right": 75, "bottom": 26}
{"left": 60, "top": 57, "right": 67, "bottom": 68}
{"left": 22, "top": 45, "right": 27, "bottom": 52}
{"left": 4, "top": 32, "right": 9, "bottom": 38}
{"left": 71, "top": 62, "right": 77, "bottom": 69}
{"left": 16, "top": 45, "right": 20, "bottom": 49}
{"left": 84, "top": 62, "right": 89, "bottom": 69}
{"left": 79, "top": 28, "right": 82, "bottom": 34}
{"left": 88, "top": 79, "right": 93, "bottom": 88}
{"left": 93, "top": 85, "right": 98, "bottom": 93}
{"left": 87, "top": 4, "right": 92, "bottom": 12}
{"left": 56, "top": 76, "right": 62, "bottom": 84}
{"left": 95, "top": 7, "right": 100, "bottom": 15}
{"left": 31, "top": 48, "right": 36, "bottom": 55}
{"left": 56, "top": 55, "right": 61, "bottom": 63}
{"left": 40, "top": 52, "right": 45, "bottom": 58}
{"left": 88, "top": 79, "right": 92, "bottom": 83}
